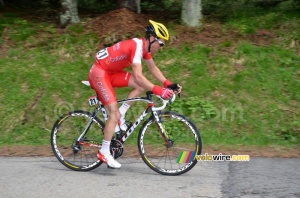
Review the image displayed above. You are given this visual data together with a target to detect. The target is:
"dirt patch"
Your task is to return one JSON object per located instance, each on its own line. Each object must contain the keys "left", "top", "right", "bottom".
{"left": 86, "top": 8, "right": 149, "bottom": 38}
{"left": 85, "top": 9, "right": 240, "bottom": 49}
{"left": 85, "top": 8, "right": 150, "bottom": 47}
{"left": 0, "top": 27, "right": 12, "bottom": 58}
{"left": 0, "top": 145, "right": 298, "bottom": 158}
{"left": 83, "top": 8, "right": 276, "bottom": 50}
{"left": 174, "top": 22, "right": 235, "bottom": 48}
{"left": 249, "top": 29, "right": 277, "bottom": 46}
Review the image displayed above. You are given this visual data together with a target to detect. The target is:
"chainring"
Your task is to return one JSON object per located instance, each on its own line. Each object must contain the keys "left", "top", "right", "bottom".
{"left": 110, "top": 139, "right": 124, "bottom": 159}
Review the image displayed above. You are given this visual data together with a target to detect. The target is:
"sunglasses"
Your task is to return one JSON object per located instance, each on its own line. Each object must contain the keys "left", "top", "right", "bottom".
{"left": 155, "top": 38, "right": 165, "bottom": 47}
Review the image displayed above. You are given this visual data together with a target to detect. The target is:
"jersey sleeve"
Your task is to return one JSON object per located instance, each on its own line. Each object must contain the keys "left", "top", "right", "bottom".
{"left": 143, "top": 52, "right": 152, "bottom": 60}
{"left": 131, "top": 38, "right": 143, "bottom": 64}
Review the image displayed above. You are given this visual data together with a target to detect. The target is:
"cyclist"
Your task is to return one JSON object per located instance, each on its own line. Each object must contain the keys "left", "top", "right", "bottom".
{"left": 88, "top": 20, "right": 182, "bottom": 168}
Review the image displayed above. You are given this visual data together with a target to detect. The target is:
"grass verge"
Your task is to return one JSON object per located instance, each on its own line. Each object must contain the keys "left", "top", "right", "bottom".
{"left": 0, "top": 9, "right": 299, "bottom": 150}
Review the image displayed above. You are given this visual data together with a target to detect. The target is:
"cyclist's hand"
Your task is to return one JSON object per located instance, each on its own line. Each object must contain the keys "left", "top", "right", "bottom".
{"left": 152, "top": 85, "right": 174, "bottom": 100}
{"left": 167, "top": 83, "right": 182, "bottom": 93}
{"left": 161, "top": 88, "right": 173, "bottom": 99}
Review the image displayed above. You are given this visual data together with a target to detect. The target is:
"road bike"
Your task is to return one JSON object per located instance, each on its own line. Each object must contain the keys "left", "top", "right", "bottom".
{"left": 51, "top": 81, "right": 202, "bottom": 176}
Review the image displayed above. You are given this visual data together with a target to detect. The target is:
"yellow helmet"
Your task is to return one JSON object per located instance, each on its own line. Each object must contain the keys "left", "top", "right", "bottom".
{"left": 146, "top": 20, "right": 169, "bottom": 41}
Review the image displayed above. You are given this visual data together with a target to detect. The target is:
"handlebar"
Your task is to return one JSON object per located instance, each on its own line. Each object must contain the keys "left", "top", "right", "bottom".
{"left": 146, "top": 91, "right": 176, "bottom": 111}
{"left": 153, "top": 94, "right": 176, "bottom": 111}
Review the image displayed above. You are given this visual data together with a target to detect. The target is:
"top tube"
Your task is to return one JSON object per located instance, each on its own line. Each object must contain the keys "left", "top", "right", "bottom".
{"left": 117, "top": 97, "right": 152, "bottom": 104}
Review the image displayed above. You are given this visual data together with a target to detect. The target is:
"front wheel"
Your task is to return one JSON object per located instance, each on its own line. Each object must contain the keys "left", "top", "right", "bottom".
{"left": 138, "top": 111, "right": 202, "bottom": 176}
{"left": 51, "top": 110, "right": 105, "bottom": 171}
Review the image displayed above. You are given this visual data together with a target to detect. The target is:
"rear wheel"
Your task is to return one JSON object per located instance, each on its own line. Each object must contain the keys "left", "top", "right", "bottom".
{"left": 51, "top": 110, "right": 105, "bottom": 171}
{"left": 138, "top": 111, "right": 202, "bottom": 176}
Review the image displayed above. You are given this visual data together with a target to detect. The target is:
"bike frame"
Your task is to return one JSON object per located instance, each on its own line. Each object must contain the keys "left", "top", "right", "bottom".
{"left": 76, "top": 93, "right": 176, "bottom": 145}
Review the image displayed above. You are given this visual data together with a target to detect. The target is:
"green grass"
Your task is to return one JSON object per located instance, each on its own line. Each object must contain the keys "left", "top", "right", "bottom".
{"left": 0, "top": 10, "right": 299, "bottom": 148}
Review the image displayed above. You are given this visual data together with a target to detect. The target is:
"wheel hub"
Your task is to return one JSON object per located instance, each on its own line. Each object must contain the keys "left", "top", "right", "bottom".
{"left": 166, "top": 139, "right": 174, "bottom": 148}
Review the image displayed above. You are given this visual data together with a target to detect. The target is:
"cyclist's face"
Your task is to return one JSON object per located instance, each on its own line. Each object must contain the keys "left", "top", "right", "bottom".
{"left": 150, "top": 37, "right": 165, "bottom": 54}
{"left": 155, "top": 38, "right": 165, "bottom": 47}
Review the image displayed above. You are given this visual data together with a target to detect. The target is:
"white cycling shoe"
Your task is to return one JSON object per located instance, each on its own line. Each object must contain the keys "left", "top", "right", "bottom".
{"left": 97, "top": 151, "right": 121, "bottom": 169}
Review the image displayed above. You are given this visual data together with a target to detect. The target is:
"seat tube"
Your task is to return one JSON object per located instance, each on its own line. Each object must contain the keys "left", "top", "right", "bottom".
{"left": 76, "top": 107, "right": 101, "bottom": 141}
{"left": 100, "top": 105, "right": 108, "bottom": 122}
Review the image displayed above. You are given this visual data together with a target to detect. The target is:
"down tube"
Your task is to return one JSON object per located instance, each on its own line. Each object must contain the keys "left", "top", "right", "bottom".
{"left": 120, "top": 110, "right": 149, "bottom": 143}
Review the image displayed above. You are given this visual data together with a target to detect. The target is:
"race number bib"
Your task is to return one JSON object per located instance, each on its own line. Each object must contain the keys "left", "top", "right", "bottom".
{"left": 88, "top": 96, "right": 98, "bottom": 106}
{"left": 96, "top": 48, "right": 109, "bottom": 60}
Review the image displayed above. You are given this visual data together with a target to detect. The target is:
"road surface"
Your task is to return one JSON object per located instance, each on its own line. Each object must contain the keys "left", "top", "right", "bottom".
{"left": 0, "top": 156, "right": 299, "bottom": 198}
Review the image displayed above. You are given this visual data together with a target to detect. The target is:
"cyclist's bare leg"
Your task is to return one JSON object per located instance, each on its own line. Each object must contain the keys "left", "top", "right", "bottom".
{"left": 126, "top": 75, "right": 145, "bottom": 106}
{"left": 98, "top": 102, "right": 122, "bottom": 168}
{"left": 103, "top": 102, "right": 121, "bottom": 140}
{"left": 114, "top": 75, "right": 145, "bottom": 131}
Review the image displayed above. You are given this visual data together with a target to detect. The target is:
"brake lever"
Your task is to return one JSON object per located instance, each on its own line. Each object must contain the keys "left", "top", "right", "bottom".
{"left": 167, "top": 84, "right": 181, "bottom": 98}
{"left": 168, "top": 96, "right": 174, "bottom": 105}
{"left": 173, "top": 88, "right": 181, "bottom": 98}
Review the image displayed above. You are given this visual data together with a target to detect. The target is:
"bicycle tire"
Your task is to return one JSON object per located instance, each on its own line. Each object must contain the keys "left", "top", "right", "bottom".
{"left": 51, "top": 110, "right": 105, "bottom": 171}
{"left": 138, "top": 111, "right": 202, "bottom": 176}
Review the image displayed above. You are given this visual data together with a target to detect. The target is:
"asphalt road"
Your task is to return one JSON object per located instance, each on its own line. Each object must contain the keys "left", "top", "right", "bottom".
{"left": 0, "top": 156, "right": 299, "bottom": 198}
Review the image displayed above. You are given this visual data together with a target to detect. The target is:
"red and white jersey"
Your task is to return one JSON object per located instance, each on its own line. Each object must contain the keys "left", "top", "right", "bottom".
{"left": 94, "top": 38, "right": 152, "bottom": 72}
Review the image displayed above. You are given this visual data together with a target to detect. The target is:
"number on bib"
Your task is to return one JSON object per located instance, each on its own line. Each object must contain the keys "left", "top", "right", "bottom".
{"left": 96, "top": 48, "right": 109, "bottom": 60}
{"left": 88, "top": 96, "right": 99, "bottom": 106}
